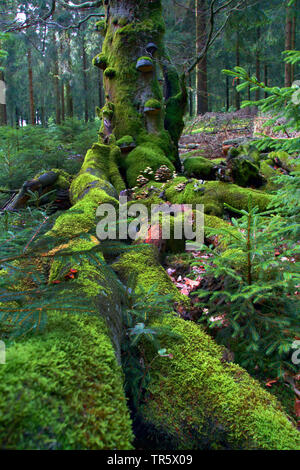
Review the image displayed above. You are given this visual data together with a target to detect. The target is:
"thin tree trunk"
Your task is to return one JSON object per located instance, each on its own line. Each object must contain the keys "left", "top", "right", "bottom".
{"left": 247, "top": 69, "right": 251, "bottom": 101}
{"left": 0, "top": 38, "right": 6, "bottom": 125}
{"left": 226, "top": 75, "right": 229, "bottom": 111}
{"left": 27, "top": 48, "right": 35, "bottom": 125}
{"left": 264, "top": 63, "right": 268, "bottom": 98}
{"left": 235, "top": 28, "right": 240, "bottom": 110}
{"left": 15, "top": 106, "right": 19, "bottom": 128}
{"left": 189, "top": 74, "right": 194, "bottom": 116}
{"left": 291, "top": 2, "right": 297, "bottom": 82}
{"left": 196, "top": 0, "right": 208, "bottom": 114}
{"left": 82, "top": 37, "right": 89, "bottom": 123}
{"left": 0, "top": 70, "right": 7, "bottom": 126}
{"left": 60, "top": 39, "right": 65, "bottom": 122}
{"left": 61, "top": 83, "right": 65, "bottom": 121}
{"left": 285, "top": 2, "right": 293, "bottom": 87}
{"left": 255, "top": 28, "right": 261, "bottom": 101}
{"left": 66, "top": 32, "right": 74, "bottom": 118}
{"left": 53, "top": 33, "right": 61, "bottom": 124}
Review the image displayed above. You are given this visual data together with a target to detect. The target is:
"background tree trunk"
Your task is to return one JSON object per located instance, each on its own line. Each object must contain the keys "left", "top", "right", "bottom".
{"left": 235, "top": 28, "right": 240, "bottom": 110}
{"left": 53, "top": 33, "right": 61, "bottom": 124}
{"left": 264, "top": 62, "right": 268, "bottom": 98}
{"left": 196, "top": 0, "right": 208, "bottom": 114}
{"left": 82, "top": 37, "right": 89, "bottom": 123}
{"left": 60, "top": 39, "right": 65, "bottom": 122}
{"left": 27, "top": 48, "right": 35, "bottom": 125}
{"left": 0, "top": 70, "right": 7, "bottom": 125}
{"left": 285, "top": 2, "right": 293, "bottom": 87}
{"left": 255, "top": 27, "right": 261, "bottom": 101}
{"left": 291, "top": 1, "right": 297, "bottom": 82}
{"left": 66, "top": 32, "right": 74, "bottom": 118}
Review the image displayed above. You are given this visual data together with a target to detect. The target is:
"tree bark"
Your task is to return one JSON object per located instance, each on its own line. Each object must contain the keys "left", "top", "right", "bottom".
{"left": 82, "top": 36, "right": 89, "bottom": 123}
{"left": 255, "top": 27, "right": 260, "bottom": 101}
{"left": 0, "top": 70, "right": 7, "bottom": 126}
{"left": 60, "top": 38, "right": 65, "bottom": 122}
{"left": 66, "top": 32, "right": 74, "bottom": 118}
{"left": 291, "top": 1, "right": 297, "bottom": 83}
{"left": 195, "top": 0, "right": 208, "bottom": 114}
{"left": 225, "top": 75, "right": 229, "bottom": 111}
{"left": 285, "top": 2, "right": 293, "bottom": 87}
{"left": 53, "top": 33, "right": 61, "bottom": 124}
{"left": 98, "top": 68, "right": 104, "bottom": 109}
{"left": 188, "top": 74, "right": 194, "bottom": 117}
{"left": 235, "top": 28, "right": 240, "bottom": 110}
{"left": 27, "top": 48, "right": 35, "bottom": 125}
{"left": 264, "top": 63, "right": 268, "bottom": 98}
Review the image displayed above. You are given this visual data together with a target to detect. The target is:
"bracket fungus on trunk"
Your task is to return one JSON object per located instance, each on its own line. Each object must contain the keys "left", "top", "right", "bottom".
{"left": 92, "top": 53, "right": 108, "bottom": 70}
{"left": 104, "top": 67, "right": 117, "bottom": 79}
{"left": 136, "top": 57, "right": 154, "bottom": 73}
{"left": 144, "top": 99, "right": 162, "bottom": 116}
{"left": 145, "top": 42, "right": 158, "bottom": 56}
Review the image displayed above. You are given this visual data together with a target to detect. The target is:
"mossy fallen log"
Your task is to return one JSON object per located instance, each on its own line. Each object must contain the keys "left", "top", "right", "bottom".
{"left": 0, "top": 312, "right": 133, "bottom": 450}
{"left": 113, "top": 245, "right": 300, "bottom": 450}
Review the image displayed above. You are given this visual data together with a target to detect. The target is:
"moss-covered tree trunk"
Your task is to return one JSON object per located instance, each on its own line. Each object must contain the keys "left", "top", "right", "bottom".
{"left": 93, "top": 0, "right": 186, "bottom": 187}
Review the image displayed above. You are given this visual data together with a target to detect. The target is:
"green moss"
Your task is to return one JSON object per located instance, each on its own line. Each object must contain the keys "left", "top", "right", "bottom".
{"left": 49, "top": 237, "right": 105, "bottom": 296}
{"left": 137, "top": 56, "right": 153, "bottom": 63}
{"left": 164, "top": 69, "right": 187, "bottom": 148}
{"left": 80, "top": 143, "right": 110, "bottom": 178}
{"left": 112, "top": 245, "right": 187, "bottom": 307}
{"left": 108, "top": 146, "right": 126, "bottom": 193}
{"left": 116, "top": 135, "right": 134, "bottom": 147}
{"left": 260, "top": 161, "right": 281, "bottom": 191}
{"left": 104, "top": 67, "right": 117, "bottom": 79}
{"left": 95, "top": 19, "right": 107, "bottom": 36}
{"left": 53, "top": 169, "right": 72, "bottom": 190}
{"left": 116, "top": 16, "right": 165, "bottom": 39}
{"left": 70, "top": 172, "right": 118, "bottom": 203}
{"left": 239, "top": 144, "right": 261, "bottom": 164}
{"left": 164, "top": 178, "right": 272, "bottom": 213}
{"left": 180, "top": 149, "right": 206, "bottom": 159}
{"left": 230, "top": 155, "right": 262, "bottom": 187}
{"left": 212, "top": 181, "right": 272, "bottom": 211}
{"left": 50, "top": 188, "right": 118, "bottom": 239}
{"left": 0, "top": 311, "right": 133, "bottom": 449}
{"left": 142, "top": 315, "right": 300, "bottom": 450}
{"left": 125, "top": 143, "right": 175, "bottom": 188}
{"left": 118, "top": 17, "right": 128, "bottom": 27}
{"left": 144, "top": 99, "right": 161, "bottom": 109}
{"left": 268, "top": 150, "right": 293, "bottom": 168}
{"left": 92, "top": 53, "right": 108, "bottom": 70}
{"left": 183, "top": 156, "right": 215, "bottom": 179}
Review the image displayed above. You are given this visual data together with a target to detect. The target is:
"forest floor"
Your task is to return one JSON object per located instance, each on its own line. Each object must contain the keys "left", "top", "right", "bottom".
{"left": 179, "top": 110, "right": 300, "bottom": 160}
{"left": 179, "top": 110, "right": 254, "bottom": 160}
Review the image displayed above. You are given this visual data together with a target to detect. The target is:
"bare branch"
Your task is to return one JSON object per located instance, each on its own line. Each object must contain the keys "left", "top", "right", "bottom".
{"left": 187, "top": 0, "right": 248, "bottom": 75}
{"left": 56, "top": 0, "right": 102, "bottom": 9}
